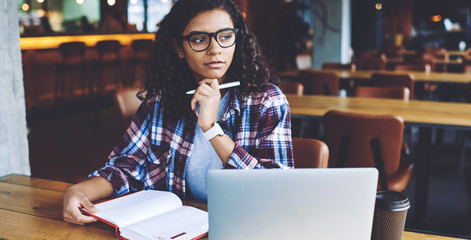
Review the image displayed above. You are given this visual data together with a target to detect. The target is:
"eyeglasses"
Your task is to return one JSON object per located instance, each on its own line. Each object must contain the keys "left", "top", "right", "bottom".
{"left": 180, "top": 28, "right": 239, "bottom": 52}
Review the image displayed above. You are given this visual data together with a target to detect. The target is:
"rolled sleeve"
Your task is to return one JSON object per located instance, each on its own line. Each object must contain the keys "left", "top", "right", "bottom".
{"left": 88, "top": 100, "right": 154, "bottom": 197}
{"left": 225, "top": 88, "right": 294, "bottom": 169}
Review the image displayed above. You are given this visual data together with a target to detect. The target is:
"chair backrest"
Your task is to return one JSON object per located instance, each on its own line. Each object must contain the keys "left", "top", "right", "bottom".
{"left": 321, "top": 62, "right": 353, "bottom": 70}
{"left": 292, "top": 138, "right": 329, "bottom": 168}
{"left": 354, "top": 86, "right": 410, "bottom": 101}
{"left": 278, "top": 82, "right": 304, "bottom": 96}
{"left": 298, "top": 69, "right": 339, "bottom": 96}
{"left": 58, "top": 41, "right": 86, "bottom": 63}
{"left": 380, "top": 45, "right": 403, "bottom": 58}
{"left": 114, "top": 87, "right": 142, "bottom": 128}
{"left": 355, "top": 54, "right": 387, "bottom": 70}
{"left": 131, "top": 39, "right": 153, "bottom": 59}
{"left": 323, "top": 110, "right": 405, "bottom": 190}
{"left": 370, "top": 72, "right": 415, "bottom": 99}
{"left": 96, "top": 40, "right": 121, "bottom": 58}
{"left": 131, "top": 39, "right": 153, "bottom": 52}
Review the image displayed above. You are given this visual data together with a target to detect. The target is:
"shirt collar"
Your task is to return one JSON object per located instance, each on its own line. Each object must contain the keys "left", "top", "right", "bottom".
{"left": 222, "top": 88, "right": 241, "bottom": 121}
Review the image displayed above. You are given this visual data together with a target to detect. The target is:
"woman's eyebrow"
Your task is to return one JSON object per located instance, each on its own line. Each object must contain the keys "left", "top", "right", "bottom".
{"left": 186, "top": 27, "right": 235, "bottom": 35}
{"left": 187, "top": 30, "right": 208, "bottom": 35}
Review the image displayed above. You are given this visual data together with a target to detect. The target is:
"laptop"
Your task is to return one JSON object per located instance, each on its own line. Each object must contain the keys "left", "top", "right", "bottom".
{"left": 207, "top": 168, "right": 378, "bottom": 240}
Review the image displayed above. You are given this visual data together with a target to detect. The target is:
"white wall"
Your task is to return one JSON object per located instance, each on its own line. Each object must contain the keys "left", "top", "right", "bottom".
{"left": 0, "top": 0, "right": 30, "bottom": 176}
{"left": 311, "top": 0, "right": 351, "bottom": 68}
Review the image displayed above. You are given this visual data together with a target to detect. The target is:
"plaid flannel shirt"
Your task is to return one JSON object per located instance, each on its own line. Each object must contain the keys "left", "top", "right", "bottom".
{"left": 90, "top": 83, "right": 294, "bottom": 199}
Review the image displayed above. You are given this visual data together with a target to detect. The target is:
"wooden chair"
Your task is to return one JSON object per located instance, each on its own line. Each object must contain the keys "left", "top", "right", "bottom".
{"left": 323, "top": 110, "right": 414, "bottom": 192}
{"left": 380, "top": 45, "right": 403, "bottom": 59}
{"left": 95, "top": 40, "right": 123, "bottom": 92}
{"left": 55, "top": 41, "right": 94, "bottom": 107}
{"left": 278, "top": 82, "right": 303, "bottom": 96}
{"left": 355, "top": 54, "right": 387, "bottom": 70}
{"left": 321, "top": 62, "right": 355, "bottom": 92}
{"left": 298, "top": 69, "right": 339, "bottom": 96}
{"left": 370, "top": 72, "right": 415, "bottom": 99}
{"left": 394, "top": 62, "right": 435, "bottom": 100}
{"left": 354, "top": 86, "right": 413, "bottom": 156}
{"left": 292, "top": 138, "right": 329, "bottom": 168}
{"left": 114, "top": 87, "right": 142, "bottom": 129}
{"left": 129, "top": 39, "right": 153, "bottom": 86}
{"left": 354, "top": 86, "right": 410, "bottom": 101}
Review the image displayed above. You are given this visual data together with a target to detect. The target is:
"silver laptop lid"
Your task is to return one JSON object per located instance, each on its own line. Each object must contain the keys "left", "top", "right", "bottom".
{"left": 207, "top": 168, "right": 378, "bottom": 240}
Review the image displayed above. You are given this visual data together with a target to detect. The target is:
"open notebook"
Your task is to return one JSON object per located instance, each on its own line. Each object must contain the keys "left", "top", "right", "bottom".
{"left": 207, "top": 168, "right": 378, "bottom": 240}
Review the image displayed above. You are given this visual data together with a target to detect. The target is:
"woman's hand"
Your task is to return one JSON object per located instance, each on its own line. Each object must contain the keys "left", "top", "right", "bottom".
{"left": 190, "top": 79, "right": 221, "bottom": 131}
{"left": 62, "top": 177, "right": 113, "bottom": 225}
{"left": 63, "top": 186, "right": 99, "bottom": 225}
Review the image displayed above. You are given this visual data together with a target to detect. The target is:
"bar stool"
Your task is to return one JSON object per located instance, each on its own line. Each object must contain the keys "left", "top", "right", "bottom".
{"left": 55, "top": 41, "right": 93, "bottom": 108}
{"left": 95, "top": 40, "right": 123, "bottom": 93}
{"left": 128, "top": 39, "right": 153, "bottom": 86}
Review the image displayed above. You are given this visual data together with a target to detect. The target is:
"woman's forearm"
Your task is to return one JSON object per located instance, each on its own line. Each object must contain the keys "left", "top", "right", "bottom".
{"left": 210, "top": 134, "right": 236, "bottom": 165}
{"left": 66, "top": 176, "right": 114, "bottom": 202}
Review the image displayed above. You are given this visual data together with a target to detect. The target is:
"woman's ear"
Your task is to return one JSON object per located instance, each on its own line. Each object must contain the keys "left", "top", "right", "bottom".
{"left": 172, "top": 39, "right": 185, "bottom": 59}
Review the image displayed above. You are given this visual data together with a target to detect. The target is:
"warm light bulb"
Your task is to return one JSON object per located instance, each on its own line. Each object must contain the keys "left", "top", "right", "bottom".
{"left": 130, "top": 0, "right": 138, "bottom": 4}
{"left": 21, "top": 3, "right": 30, "bottom": 11}
{"left": 37, "top": 9, "right": 46, "bottom": 17}
{"left": 76, "top": 0, "right": 84, "bottom": 5}
{"left": 37, "top": 0, "right": 44, "bottom": 3}
{"left": 431, "top": 15, "right": 442, "bottom": 22}
{"left": 107, "top": 0, "right": 116, "bottom": 6}
{"left": 375, "top": 3, "right": 382, "bottom": 10}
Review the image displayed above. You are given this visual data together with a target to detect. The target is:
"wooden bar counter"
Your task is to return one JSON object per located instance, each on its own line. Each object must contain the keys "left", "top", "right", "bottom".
{"left": 0, "top": 174, "right": 465, "bottom": 239}
{"left": 20, "top": 33, "right": 155, "bottom": 50}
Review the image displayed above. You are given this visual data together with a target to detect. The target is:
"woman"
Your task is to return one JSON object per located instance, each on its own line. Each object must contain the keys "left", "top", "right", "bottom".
{"left": 63, "top": 0, "right": 293, "bottom": 225}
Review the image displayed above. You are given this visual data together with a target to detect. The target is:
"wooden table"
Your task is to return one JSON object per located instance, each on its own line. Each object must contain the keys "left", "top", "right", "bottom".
{"left": 0, "top": 174, "right": 464, "bottom": 239}
{"left": 286, "top": 94, "right": 471, "bottom": 128}
{"left": 279, "top": 69, "right": 471, "bottom": 84}
{"left": 286, "top": 94, "right": 471, "bottom": 224}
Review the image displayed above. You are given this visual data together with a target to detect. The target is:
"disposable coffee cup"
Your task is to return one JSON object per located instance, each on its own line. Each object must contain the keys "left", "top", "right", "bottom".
{"left": 371, "top": 191, "right": 410, "bottom": 240}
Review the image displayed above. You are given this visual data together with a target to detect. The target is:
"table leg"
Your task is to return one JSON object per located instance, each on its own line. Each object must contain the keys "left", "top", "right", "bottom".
{"left": 413, "top": 126, "right": 433, "bottom": 223}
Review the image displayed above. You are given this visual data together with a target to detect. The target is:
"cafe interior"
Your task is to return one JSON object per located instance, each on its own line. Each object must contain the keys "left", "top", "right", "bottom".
{"left": 6, "top": 0, "right": 471, "bottom": 238}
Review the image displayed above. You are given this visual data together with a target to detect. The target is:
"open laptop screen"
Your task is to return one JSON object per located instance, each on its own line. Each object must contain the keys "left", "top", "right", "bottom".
{"left": 207, "top": 168, "right": 378, "bottom": 240}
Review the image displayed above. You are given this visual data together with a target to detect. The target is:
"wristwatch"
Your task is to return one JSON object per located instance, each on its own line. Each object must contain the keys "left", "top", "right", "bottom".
{"left": 203, "top": 122, "right": 225, "bottom": 141}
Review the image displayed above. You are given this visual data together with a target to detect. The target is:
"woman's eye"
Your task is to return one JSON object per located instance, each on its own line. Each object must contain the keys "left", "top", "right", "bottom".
{"left": 219, "top": 34, "right": 233, "bottom": 40}
{"left": 190, "top": 35, "right": 208, "bottom": 43}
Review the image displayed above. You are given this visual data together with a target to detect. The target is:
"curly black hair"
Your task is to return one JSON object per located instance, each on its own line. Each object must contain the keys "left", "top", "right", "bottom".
{"left": 140, "top": 0, "right": 279, "bottom": 120}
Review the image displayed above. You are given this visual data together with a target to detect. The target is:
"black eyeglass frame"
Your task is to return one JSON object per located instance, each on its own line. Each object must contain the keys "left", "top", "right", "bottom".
{"left": 180, "top": 28, "right": 239, "bottom": 52}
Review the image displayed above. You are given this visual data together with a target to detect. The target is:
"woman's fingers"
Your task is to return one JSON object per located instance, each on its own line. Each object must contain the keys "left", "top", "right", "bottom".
{"left": 81, "top": 196, "right": 98, "bottom": 214}
{"left": 190, "top": 79, "right": 220, "bottom": 110}
{"left": 63, "top": 189, "right": 98, "bottom": 225}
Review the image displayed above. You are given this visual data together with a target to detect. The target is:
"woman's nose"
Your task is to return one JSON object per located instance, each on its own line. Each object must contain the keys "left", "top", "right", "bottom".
{"left": 206, "top": 37, "right": 222, "bottom": 55}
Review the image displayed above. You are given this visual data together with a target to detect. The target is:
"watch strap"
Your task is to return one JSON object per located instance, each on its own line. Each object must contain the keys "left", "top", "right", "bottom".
{"left": 203, "top": 122, "right": 225, "bottom": 141}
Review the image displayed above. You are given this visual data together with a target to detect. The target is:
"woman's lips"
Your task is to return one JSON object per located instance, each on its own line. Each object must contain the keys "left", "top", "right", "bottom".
{"left": 205, "top": 61, "right": 225, "bottom": 68}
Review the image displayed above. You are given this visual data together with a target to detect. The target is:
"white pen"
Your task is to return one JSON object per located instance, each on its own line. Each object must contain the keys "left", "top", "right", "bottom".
{"left": 185, "top": 81, "right": 241, "bottom": 94}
